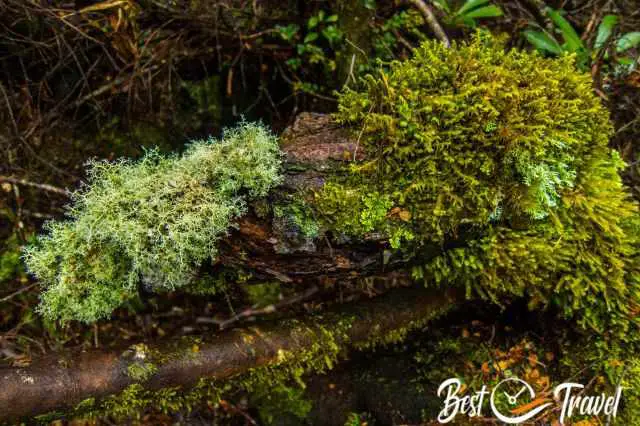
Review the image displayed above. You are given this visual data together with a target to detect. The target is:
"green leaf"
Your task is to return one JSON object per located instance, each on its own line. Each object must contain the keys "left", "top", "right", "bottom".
{"left": 275, "top": 24, "right": 299, "bottom": 42}
{"left": 322, "top": 26, "right": 343, "bottom": 44}
{"left": 304, "top": 32, "right": 318, "bottom": 44}
{"left": 464, "top": 5, "right": 503, "bottom": 19}
{"left": 308, "top": 16, "right": 319, "bottom": 29}
{"left": 456, "top": 0, "right": 490, "bottom": 17}
{"left": 547, "top": 9, "right": 583, "bottom": 53}
{"left": 616, "top": 32, "right": 640, "bottom": 53}
{"left": 327, "top": 14, "right": 339, "bottom": 23}
{"left": 363, "top": 0, "right": 376, "bottom": 10}
{"left": 616, "top": 56, "right": 634, "bottom": 65}
{"left": 523, "top": 29, "right": 563, "bottom": 55}
{"left": 594, "top": 14, "right": 618, "bottom": 50}
{"left": 456, "top": 16, "right": 477, "bottom": 28}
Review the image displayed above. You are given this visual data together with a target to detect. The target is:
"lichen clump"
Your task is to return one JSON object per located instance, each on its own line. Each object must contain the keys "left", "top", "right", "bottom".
{"left": 324, "top": 32, "right": 640, "bottom": 339}
{"left": 24, "top": 122, "right": 282, "bottom": 323}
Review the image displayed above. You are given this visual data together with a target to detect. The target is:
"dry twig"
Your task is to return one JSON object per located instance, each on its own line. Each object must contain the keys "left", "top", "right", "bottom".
{"left": 406, "top": 0, "right": 450, "bottom": 48}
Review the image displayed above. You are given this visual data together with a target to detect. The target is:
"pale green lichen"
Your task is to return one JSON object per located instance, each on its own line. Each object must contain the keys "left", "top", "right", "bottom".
{"left": 23, "top": 121, "right": 282, "bottom": 323}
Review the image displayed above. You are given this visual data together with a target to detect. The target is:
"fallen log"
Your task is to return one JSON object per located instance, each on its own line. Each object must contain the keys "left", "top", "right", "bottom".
{"left": 0, "top": 286, "right": 458, "bottom": 420}
{"left": 215, "top": 112, "right": 385, "bottom": 285}
{"left": 214, "top": 112, "right": 443, "bottom": 294}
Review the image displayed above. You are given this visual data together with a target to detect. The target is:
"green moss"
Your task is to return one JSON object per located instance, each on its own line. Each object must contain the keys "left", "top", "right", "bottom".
{"left": 245, "top": 281, "right": 282, "bottom": 306}
{"left": 127, "top": 362, "right": 158, "bottom": 383}
{"left": 354, "top": 296, "right": 454, "bottom": 351}
{"left": 326, "top": 31, "right": 616, "bottom": 239}
{"left": 315, "top": 182, "right": 414, "bottom": 248}
{"left": 0, "top": 232, "right": 27, "bottom": 283}
{"left": 122, "top": 344, "right": 160, "bottom": 383}
{"left": 272, "top": 199, "right": 322, "bottom": 253}
{"left": 23, "top": 121, "right": 283, "bottom": 323}
{"left": 321, "top": 31, "right": 639, "bottom": 342}
{"left": 70, "top": 379, "right": 226, "bottom": 423}
{"left": 317, "top": 32, "right": 640, "bottom": 420}
{"left": 249, "top": 381, "right": 313, "bottom": 423}
{"left": 273, "top": 200, "right": 320, "bottom": 240}
{"left": 239, "top": 318, "right": 353, "bottom": 392}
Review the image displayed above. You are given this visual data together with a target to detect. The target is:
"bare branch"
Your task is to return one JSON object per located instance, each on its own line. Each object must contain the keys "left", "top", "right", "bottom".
{"left": 406, "top": 0, "right": 450, "bottom": 48}
{"left": 0, "top": 176, "right": 70, "bottom": 196}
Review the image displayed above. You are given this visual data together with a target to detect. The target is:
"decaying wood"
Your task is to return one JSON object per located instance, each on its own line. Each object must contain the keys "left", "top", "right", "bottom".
{"left": 0, "top": 287, "right": 458, "bottom": 420}
{"left": 216, "top": 113, "right": 435, "bottom": 293}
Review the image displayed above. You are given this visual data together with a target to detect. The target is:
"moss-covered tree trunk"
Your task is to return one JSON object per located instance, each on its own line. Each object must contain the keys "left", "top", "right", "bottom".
{"left": 214, "top": 112, "right": 417, "bottom": 289}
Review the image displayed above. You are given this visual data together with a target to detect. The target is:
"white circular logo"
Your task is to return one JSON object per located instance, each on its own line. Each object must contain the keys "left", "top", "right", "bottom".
{"left": 490, "top": 377, "right": 552, "bottom": 424}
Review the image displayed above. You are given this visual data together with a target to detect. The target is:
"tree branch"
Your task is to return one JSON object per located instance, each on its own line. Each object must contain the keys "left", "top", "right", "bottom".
{"left": 406, "top": 0, "right": 451, "bottom": 48}
{"left": 0, "top": 176, "right": 71, "bottom": 196}
{"left": 0, "top": 287, "right": 459, "bottom": 420}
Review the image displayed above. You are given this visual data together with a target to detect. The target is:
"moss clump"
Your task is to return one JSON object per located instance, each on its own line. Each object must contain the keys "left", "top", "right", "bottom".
{"left": 329, "top": 31, "right": 617, "bottom": 239}
{"left": 273, "top": 200, "right": 320, "bottom": 240}
{"left": 125, "top": 344, "right": 159, "bottom": 383}
{"left": 245, "top": 281, "right": 282, "bottom": 306}
{"left": 127, "top": 362, "right": 158, "bottom": 382}
{"left": 23, "top": 121, "right": 282, "bottom": 323}
{"left": 322, "top": 32, "right": 639, "bottom": 340}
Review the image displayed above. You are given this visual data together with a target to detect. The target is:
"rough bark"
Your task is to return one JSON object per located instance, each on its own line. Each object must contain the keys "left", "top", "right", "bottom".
{"left": 215, "top": 112, "right": 403, "bottom": 288}
{"left": 0, "top": 286, "right": 458, "bottom": 420}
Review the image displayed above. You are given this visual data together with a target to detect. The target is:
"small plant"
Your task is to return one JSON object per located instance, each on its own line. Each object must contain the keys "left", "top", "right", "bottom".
{"left": 276, "top": 10, "right": 343, "bottom": 95}
{"left": 432, "top": 0, "right": 503, "bottom": 28}
{"left": 23, "top": 122, "right": 282, "bottom": 323}
{"left": 344, "top": 412, "right": 371, "bottom": 426}
{"left": 524, "top": 9, "right": 640, "bottom": 71}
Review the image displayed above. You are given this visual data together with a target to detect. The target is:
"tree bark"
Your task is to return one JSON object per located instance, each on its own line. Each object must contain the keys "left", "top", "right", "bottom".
{"left": 215, "top": 112, "right": 403, "bottom": 288}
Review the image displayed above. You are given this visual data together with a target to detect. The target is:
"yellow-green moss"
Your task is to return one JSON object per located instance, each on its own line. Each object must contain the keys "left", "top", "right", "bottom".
{"left": 318, "top": 31, "right": 639, "bottom": 343}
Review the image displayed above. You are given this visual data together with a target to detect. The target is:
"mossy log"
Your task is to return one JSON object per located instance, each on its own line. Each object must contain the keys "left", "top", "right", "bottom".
{"left": 0, "top": 286, "right": 457, "bottom": 420}
{"left": 214, "top": 112, "right": 412, "bottom": 287}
